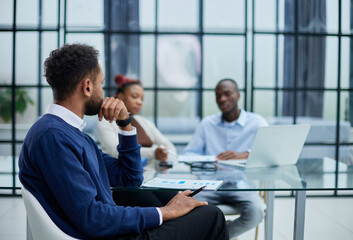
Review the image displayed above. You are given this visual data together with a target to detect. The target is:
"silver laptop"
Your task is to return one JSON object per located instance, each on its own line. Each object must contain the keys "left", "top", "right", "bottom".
{"left": 245, "top": 124, "right": 310, "bottom": 168}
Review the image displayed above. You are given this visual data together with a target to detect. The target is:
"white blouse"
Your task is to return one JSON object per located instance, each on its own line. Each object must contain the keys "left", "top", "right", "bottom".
{"left": 97, "top": 115, "right": 177, "bottom": 162}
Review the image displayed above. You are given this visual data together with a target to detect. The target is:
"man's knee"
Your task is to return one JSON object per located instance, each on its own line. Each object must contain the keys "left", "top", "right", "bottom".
{"left": 196, "top": 205, "right": 226, "bottom": 221}
{"left": 242, "top": 202, "right": 264, "bottom": 226}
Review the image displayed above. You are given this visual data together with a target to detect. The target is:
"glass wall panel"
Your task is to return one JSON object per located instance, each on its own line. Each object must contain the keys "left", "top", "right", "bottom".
{"left": 341, "top": 91, "right": 353, "bottom": 146}
{"left": 254, "top": 0, "right": 277, "bottom": 31}
{"left": 42, "top": 0, "right": 58, "bottom": 27}
{"left": 340, "top": 37, "right": 350, "bottom": 89}
{"left": 341, "top": 0, "right": 352, "bottom": 34}
{"left": 158, "top": 0, "right": 198, "bottom": 32}
{"left": 204, "top": 0, "right": 245, "bottom": 33}
{"left": 265, "top": 90, "right": 294, "bottom": 122}
{"left": 253, "top": 90, "right": 275, "bottom": 118}
{"left": 338, "top": 146, "right": 353, "bottom": 173}
{"left": 203, "top": 36, "right": 244, "bottom": 89}
{"left": 341, "top": 91, "right": 350, "bottom": 126}
{"left": 0, "top": 144, "right": 12, "bottom": 164}
{"left": 296, "top": 89, "right": 334, "bottom": 121}
{"left": 157, "top": 35, "right": 200, "bottom": 88}
{"left": 295, "top": 36, "right": 333, "bottom": 89}
{"left": 140, "top": 35, "right": 155, "bottom": 88}
{"left": 110, "top": 0, "right": 139, "bottom": 32}
{"left": 41, "top": 32, "right": 59, "bottom": 86}
{"left": 15, "top": 32, "right": 38, "bottom": 85}
{"left": 296, "top": 0, "right": 337, "bottom": 33}
{"left": 15, "top": 88, "right": 37, "bottom": 140}
{"left": 16, "top": 0, "right": 39, "bottom": 27}
{"left": 0, "top": 33, "right": 13, "bottom": 85}
{"left": 202, "top": 91, "right": 218, "bottom": 117}
{"left": 0, "top": 175, "right": 13, "bottom": 189}
{"left": 157, "top": 91, "right": 199, "bottom": 134}
{"left": 279, "top": 35, "right": 294, "bottom": 88}
{"left": 109, "top": 34, "right": 140, "bottom": 90}
{"left": 0, "top": 0, "right": 13, "bottom": 26}
{"left": 139, "top": 0, "right": 155, "bottom": 31}
{"left": 325, "top": 0, "right": 339, "bottom": 33}
{"left": 40, "top": 87, "right": 53, "bottom": 114}
{"left": 278, "top": 0, "right": 291, "bottom": 32}
{"left": 254, "top": 35, "right": 276, "bottom": 87}
{"left": 66, "top": 0, "right": 104, "bottom": 30}
{"left": 324, "top": 37, "right": 338, "bottom": 89}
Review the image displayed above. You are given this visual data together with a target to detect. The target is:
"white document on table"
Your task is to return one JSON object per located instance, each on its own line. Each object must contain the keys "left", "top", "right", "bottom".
{"left": 142, "top": 177, "right": 223, "bottom": 191}
{"left": 178, "top": 155, "right": 217, "bottom": 164}
{"left": 218, "top": 159, "right": 247, "bottom": 167}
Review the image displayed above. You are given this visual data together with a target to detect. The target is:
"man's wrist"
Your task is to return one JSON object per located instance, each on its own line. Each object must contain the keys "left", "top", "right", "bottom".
{"left": 156, "top": 207, "right": 163, "bottom": 225}
{"left": 159, "top": 206, "right": 174, "bottom": 222}
{"left": 117, "top": 126, "right": 136, "bottom": 136}
{"left": 115, "top": 112, "right": 133, "bottom": 127}
{"left": 119, "top": 125, "right": 133, "bottom": 131}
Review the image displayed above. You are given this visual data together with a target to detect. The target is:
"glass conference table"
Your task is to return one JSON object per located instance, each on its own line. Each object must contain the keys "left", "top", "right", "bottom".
{"left": 112, "top": 157, "right": 353, "bottom": 240}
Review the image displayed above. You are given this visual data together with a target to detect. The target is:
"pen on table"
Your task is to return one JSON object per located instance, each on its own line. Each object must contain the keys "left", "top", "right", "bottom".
{"left": 188, "top": 185, "right": 206, "bottom": 197}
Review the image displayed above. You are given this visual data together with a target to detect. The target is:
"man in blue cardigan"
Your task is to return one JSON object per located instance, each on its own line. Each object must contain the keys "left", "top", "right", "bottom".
{"left": 19, "top": 44, "right": 228, "bottom": 239}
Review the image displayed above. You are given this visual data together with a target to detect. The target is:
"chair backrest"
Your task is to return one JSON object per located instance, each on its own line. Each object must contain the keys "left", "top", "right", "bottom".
{"left": 21, "top": 186, "right": 78, "bottom": 240}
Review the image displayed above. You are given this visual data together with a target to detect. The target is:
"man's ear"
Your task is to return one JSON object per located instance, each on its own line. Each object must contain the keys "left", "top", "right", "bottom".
{"left": 236, "top": 91, "right": 240, "bottom": 101}
{"left": 81, "top": 78, "right": 92, "bottom": 97}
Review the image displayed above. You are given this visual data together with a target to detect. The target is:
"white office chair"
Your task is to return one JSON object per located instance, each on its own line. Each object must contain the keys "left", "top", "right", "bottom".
{"left": 21, "top": 186, "right": 79, "bottom": 240}
{"left": 217, "top": 191, "right": 267, "bottom": 240}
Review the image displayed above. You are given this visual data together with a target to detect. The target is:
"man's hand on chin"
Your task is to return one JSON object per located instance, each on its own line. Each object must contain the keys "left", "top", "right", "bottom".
{"left": 98, "top": 97, "right": 132, "bottom": 131}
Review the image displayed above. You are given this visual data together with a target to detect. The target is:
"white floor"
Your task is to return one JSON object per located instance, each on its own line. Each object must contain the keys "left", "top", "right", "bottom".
{"left": 0, "top": 197, "right": 352, "bottom": 240}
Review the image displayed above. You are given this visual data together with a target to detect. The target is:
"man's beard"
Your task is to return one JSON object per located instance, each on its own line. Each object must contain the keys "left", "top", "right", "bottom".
{"left": 85, "top": 94, "right": 103, "bottom": 116}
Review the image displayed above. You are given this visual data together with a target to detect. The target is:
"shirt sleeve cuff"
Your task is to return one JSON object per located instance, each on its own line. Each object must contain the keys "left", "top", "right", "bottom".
{"left": 156, "top": 207, "right": 163, "bottom": 225}
{"left": 117, "top": 126, "right": 137, "bottom": 136}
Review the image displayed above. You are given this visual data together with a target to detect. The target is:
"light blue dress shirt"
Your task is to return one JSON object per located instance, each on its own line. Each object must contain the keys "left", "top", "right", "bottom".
{"left": 184, "top": 110, "right": 268, "bottom": 155}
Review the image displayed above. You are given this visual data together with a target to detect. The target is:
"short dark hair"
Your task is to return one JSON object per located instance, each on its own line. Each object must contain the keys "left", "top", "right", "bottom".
{"left": 44, "top": 43, "right": 100, "bottom": 101}
{"left": 216, "top": 78, "right": 239, "bottom": 91}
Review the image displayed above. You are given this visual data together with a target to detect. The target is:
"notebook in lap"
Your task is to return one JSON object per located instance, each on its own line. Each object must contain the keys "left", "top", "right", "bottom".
{"left": 219, "top": 124, "right": 311, "bottom": 168}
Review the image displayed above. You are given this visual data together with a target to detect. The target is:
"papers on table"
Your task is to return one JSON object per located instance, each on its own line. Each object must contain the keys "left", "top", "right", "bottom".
{"left": 178, "top": 155, "right": 216, "bottom": 164}
{"left": 142, "top": 177, "right": 223, "bottom": 191}
{"left": 218, "top": 159, "right": 247, "bottom": 167}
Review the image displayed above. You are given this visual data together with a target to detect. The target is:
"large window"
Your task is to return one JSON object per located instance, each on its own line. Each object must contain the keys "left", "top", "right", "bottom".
{"left": 1, "top": 0, "right": 352, "bottom": 196}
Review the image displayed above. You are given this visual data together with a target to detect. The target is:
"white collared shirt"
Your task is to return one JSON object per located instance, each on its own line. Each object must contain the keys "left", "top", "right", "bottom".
{"left": 184, "top": 110, "right": 268, "bottom": 155}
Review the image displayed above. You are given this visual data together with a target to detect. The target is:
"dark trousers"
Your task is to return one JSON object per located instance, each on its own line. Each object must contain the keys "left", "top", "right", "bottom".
{"left": 113, "top": 191, "right": 229, "bottom": 240}
{"left": 113, "top": 191, "right": 176, "bottom": 207}
{"left": 117, "top": 205, "right": 229, "bottom": 240}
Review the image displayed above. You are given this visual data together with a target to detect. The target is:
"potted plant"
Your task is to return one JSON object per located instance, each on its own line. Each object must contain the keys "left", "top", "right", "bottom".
{"left": 0, "top": 88, "right": 34, "bottom": 123}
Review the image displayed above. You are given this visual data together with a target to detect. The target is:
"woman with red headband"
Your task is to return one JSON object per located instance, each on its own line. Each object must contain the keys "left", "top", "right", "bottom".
{"left": 97, "top": 74, "right": 177, "bottom": 206}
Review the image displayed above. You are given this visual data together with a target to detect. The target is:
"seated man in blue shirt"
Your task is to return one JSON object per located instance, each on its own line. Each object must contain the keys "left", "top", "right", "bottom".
{"left": 19, "top": 44, "right": 228, "bottom": 240}
{"left": 184, "top": 78, "right": 267, "bottom": 239}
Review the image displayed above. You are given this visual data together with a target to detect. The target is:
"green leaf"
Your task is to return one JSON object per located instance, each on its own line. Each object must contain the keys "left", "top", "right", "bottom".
{"left": 0, "top": 100, "right": 12, "bottom": 122}
{"left": 0, "top": 88, "right": 35, "bottom": 121}
{"left": 16, "top": 97, "right": 27, "bottom": 114}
